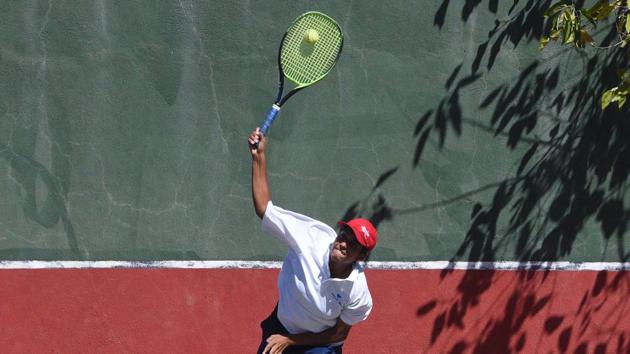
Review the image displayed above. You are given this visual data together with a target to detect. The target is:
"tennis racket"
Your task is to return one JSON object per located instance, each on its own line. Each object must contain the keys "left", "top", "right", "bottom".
{"left": 253, "top": 11, "right": 343, "bottom": 148}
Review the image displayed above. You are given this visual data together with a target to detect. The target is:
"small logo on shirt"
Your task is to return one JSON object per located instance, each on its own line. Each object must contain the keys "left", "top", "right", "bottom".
{"left": 361, "top": 225, "right": 370, "bottom": 238}
{"left": 331, "top": 292, "right": 344, "bottom": 307}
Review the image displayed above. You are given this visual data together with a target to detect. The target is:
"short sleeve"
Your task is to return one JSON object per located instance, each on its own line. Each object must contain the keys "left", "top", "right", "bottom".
{"left": 261, "top": 201, "right": 332, "bottom": 253}
{"left": 340, "top": 290, "right": 373, "bottom": 326}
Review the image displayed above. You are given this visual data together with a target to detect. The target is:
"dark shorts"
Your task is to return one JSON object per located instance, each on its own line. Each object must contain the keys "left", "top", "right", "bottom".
{"left": 257, "top": 306, "right": 343, "bottom": 354}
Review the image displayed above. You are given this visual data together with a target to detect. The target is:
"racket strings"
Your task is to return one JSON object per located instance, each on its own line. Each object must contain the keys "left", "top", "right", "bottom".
{"left": 281, "top": 13, "right": 342, "bottom": 86}
{"left": 285, "top": 17, "right": 339, "bottom": 82}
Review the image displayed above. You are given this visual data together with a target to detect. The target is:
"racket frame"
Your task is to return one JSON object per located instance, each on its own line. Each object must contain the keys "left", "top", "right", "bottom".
{"left": 259, "top": 12, "right": 344, "bottom": 137}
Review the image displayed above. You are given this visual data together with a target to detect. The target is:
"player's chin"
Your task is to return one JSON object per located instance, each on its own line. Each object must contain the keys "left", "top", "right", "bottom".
{"left": 331, "top": 247, "right": 348, "bottom": 262}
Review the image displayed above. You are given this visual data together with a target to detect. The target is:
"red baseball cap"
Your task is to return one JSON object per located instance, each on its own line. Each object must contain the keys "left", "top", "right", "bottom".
{"left": 337, "top": 218, "right": 378, "bottom": 251}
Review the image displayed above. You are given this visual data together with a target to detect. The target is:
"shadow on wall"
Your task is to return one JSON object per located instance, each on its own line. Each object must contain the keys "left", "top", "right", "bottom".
{"left": 343, "top": 0, "right": 629, "bottom": 352}
{"left": 0, "top": 89, "right": 83, "bottom": 259}
{"left": 0, "top": 141, "right": 81, "bottom": 259}
{"left": 343, "top": 0, "right": 629, "bottom": 263}
{"left": 416, "top": 269, "right": 630, "bottom": 353}
{"left": 419, "top": 0, "right": 629, "bottom": 263}
{"left": 421, "top": 1, "right": 630, "bottom": 351}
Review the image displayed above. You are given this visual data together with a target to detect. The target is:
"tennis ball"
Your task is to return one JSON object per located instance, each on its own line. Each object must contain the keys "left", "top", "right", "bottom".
{"left": 304, "top": 29, "right": 320, "bottom": 44}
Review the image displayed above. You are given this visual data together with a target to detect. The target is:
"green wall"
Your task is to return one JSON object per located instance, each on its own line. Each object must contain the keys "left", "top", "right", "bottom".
{"left": 0, "top": 0, "right": 628, "bottom": 261}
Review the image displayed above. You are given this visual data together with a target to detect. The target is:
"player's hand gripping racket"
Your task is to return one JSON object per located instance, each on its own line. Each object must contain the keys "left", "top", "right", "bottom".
{"left": 253, "top": 11, "right": 343, "bottom": 149}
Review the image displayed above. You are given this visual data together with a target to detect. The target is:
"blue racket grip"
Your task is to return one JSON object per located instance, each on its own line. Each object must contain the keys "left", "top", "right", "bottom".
{"left": 260, "top": 105, "right": 281, "bottom": 136}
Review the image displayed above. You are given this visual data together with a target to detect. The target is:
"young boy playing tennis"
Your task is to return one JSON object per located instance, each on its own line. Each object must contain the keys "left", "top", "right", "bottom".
{"left": 248, "top": 128, "right": 377, "bottom": 354}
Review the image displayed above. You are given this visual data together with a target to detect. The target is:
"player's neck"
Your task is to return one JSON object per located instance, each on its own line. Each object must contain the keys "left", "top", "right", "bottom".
{"left": 328, "top": 259, "right": 353, "bottom": 279}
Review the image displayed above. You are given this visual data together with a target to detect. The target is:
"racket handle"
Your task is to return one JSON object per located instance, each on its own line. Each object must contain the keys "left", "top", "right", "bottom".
{"left": 260, "top": 104, "right": 281, "bottom": 136}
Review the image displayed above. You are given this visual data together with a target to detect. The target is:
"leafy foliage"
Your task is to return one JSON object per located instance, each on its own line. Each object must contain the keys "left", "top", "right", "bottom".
{"left": 540, "top": 0, "right": 630, "bottom": 110}
{"left": 602, "top": 69, "right": 630, "bottom": 108}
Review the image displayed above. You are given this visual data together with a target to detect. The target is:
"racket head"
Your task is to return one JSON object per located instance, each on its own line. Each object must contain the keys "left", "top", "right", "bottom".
{"left": 280, "top": 12, "right": 343, "bottom": 88}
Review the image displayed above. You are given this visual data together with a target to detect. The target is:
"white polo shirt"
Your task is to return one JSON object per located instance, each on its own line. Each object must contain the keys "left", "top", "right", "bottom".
{"left": 261, "top": 201, "right": 373, "bottom": 336}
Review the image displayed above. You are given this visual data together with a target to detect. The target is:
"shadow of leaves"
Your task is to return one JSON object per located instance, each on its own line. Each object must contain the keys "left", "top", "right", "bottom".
{"left": 409, "top": 0, "right": 629, "bottom": 352}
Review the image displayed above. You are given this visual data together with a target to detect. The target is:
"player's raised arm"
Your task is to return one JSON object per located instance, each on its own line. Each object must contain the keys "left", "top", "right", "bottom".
{"left": 249, "top": 128, "right": 271, "bottom": 219}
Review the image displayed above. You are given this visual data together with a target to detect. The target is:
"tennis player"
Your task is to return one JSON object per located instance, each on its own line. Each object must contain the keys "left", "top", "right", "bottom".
{"left": 248, "top": 128, "right": 377, "bottom": 354}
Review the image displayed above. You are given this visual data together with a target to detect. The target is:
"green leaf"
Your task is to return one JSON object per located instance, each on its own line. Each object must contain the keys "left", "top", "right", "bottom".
{"left": 567, "top": 27, "right": 576, "bottom": 44}
{"left": 602, "top": 88, "right": 616, "bottom": 109}
{"left": 562, "top": 13, "right": 576, "bottom": 43}
{"left": 618, "top": 96, "right": 627, "bottom": 108}
{"left": 626, "top": 14, "right": 630, "bottom": 33}
{"left": 589, "top": 0, "right": 615, "bottom": 20}
{"left": 539, "top": 36, "right": 550, "bottom": 50}
{"left": 550, "top": 28, "right": 562, "bottom": 39}
{"left": 596, "top": 5, "right": 614, "bottom": 21}
{"left": 588, "top": 0, "right": 605, "bottom": 13}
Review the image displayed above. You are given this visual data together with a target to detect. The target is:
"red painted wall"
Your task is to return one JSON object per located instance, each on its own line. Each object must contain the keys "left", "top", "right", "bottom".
{"left": 1, "top": 268, "right": 628, "bottom": 353}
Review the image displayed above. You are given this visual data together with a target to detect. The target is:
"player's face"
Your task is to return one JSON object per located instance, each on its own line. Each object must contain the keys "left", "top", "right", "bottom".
{"left": 331, "top": 228, "right": 365, "bottom": 265}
